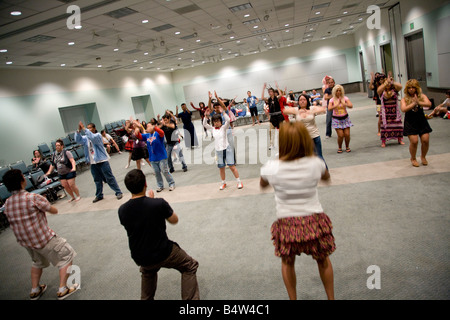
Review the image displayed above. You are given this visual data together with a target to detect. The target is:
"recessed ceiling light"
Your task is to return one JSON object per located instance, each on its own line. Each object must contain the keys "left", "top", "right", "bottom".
{"left": 144, "top": 52, "right": 148, "bottom": 55}
{"left": 10, "top": 11, "right": 22, "bottom": 16}
{"left": 343, "top": 11, "right": 348, "bottom": 14}
{"left": 285, "top": 24, "right": 289, "bottom": 27}
{"left": 98, "top": 65, "right": 102, "bottom": 68}
{"left": 133, "top": 60, "right": 138, "bottom": 62}
{"left": 61, "top": 64, "right": 66, "bottom": 67}
{"left": 114, "top": 48, "right": 119, "bottom": 51}
{"left": 196, "top": 39, "right": 201, "bottom": 42}
{"left": 175, "top": 31, "right": 180, "bottom": 35}
{"left": 149, "top": 61, "right": 153, "bottom": 64}
{"left": 0, "top": 49, "right": 7, "bottom": 53}
{"left": 142, "top": 19, "right": 149, "bottom": 23}
{"left": 316, "top": 12, "right": 320, "bottom": 15}
{"left": 179, "top": 48, "right": 184, "bottom": 51}
{"left": 6, "top": 61, "right": 13, "bottom": 65}
{"left": 285, "top": 30, "right": 290, "bottom": 32}
{"left": 230, "top": 36, "right": 235, "bottom": 39}
{"left": 68, "top": 42, "right": 75, "bottom": 45}
{"left": 244, "top": 14, "right": 250, "bottom": 17}
{"left": 74, "top": 25, "right": 82, "bottom": 29}
{"left": 253, "top": 25, "right": 258, "bottom": 29}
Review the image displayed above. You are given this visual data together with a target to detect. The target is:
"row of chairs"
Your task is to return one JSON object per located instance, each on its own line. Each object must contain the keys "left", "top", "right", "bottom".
{"left": 104, "top": 120, "right": 126, "bottom": 134}
{"left": 37, "top": 132, "right": 81, "bottom": 160}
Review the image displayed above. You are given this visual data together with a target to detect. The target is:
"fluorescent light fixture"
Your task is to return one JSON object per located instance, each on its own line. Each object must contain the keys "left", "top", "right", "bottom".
{"left": 10, "top": 11, "right": 22, "bottom": 16}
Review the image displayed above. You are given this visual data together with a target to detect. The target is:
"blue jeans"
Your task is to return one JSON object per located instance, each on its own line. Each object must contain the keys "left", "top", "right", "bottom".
{"left": 313, "top": 136, "right": 328, "bottom": 169}
{"left": 90, "top": 161, "right": 122, "bottom": 199}
{"left": 166, "top": 143, "right": 187, "bottom": 171}
{"left": 151, "top": 159, "right": 175, "bottom": 189}
{"left": 325, "top": 109, "right": 333, "bottom": 137}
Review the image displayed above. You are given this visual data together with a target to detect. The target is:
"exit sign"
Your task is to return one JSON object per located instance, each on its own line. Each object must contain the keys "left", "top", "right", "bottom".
{"left": 410, "top": 22, "right": 415, "bottom": 30}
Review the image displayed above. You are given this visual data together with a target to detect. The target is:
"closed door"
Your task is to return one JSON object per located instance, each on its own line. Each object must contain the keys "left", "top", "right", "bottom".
{"left": 405, "top": 31, "right": 427, "bottom": 93}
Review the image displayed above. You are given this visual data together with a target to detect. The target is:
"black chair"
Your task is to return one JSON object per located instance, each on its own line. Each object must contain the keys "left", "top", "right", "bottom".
{"left": 73, "top": 146, "right": 87, "bottom": 170}
{"left": 38, "top": 142, "right": 52, "bottom": 159}
{"left": 0, "top": 184, "right": 11, "bottom": 206}
{"left": 30, "top": 169, "right": 65, "bottom": 203}
{"left": 62, "top": 136, "right": 74, "bottom": 150}
{"left": 0, "top": 166, "right": 10, "bottom": 184}
{"left": 9, "top": 160, "right": 29, "bottom": 176}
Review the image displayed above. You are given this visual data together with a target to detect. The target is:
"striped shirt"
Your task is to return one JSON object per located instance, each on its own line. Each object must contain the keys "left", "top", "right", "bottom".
{"left": 4, "top": 190, "right": 55, "bottom": 249}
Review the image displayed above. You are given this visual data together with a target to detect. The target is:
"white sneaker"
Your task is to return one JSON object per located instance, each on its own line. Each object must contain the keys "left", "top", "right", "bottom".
{"left": 169, "top": 186, "right": 175, "bottom": 191}
{"left": 237, "top": 182, "right": 243, "bottom": 189}
{"left": 219, "top": 183, "right": 227, "bottom": 190}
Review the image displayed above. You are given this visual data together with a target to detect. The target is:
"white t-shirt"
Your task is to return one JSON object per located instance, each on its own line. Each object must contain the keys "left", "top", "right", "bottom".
{"left": 260, "top": 157, "right": 325, "bottom": 219}
{"left": 296, "top": 111, "right": 320, "bottom": 139}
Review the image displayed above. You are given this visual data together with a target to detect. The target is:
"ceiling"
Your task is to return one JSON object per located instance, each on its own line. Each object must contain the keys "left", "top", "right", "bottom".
{"left": 0, "top": 0, "right": 395, "bottom": 72}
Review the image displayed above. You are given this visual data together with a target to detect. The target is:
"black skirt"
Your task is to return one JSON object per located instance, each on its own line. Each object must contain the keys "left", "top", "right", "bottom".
{"left": 403, "top": 108, "right": 432, "bottom": 136}
{"left": 131, "top": 147, "right": 149, "bottom": 160}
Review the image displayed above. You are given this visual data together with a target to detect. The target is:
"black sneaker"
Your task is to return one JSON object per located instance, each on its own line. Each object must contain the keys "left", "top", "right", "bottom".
{"left": 169, "top": 168, "right": 175, "bottom": 173}
{"left": 183, "top": 167, "right": 187, "bottom": 172}
{"left": 92, "top": 197, "right": 103, "bottom": 203}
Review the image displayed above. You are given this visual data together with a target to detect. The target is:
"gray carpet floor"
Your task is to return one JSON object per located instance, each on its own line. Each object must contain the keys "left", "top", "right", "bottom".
{"left": 0, "top": 93, "right": 449, "bottom": 300}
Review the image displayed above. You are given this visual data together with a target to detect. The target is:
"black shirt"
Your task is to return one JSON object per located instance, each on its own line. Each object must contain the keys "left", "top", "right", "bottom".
{"left": 118, "top": 196, "right": 174, "bottom": 266}
{"left": 161, "top": 120, "right": 177, "bottom": 146}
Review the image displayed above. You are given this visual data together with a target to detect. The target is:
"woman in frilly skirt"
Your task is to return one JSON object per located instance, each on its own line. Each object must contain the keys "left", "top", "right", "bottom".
{"left": 260, "top": 121, "right": 335, "bottom": 300}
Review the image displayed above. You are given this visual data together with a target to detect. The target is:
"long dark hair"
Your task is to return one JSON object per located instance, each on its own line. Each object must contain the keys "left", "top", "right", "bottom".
{"left": 298, "top": 94, "right": 311, "bottom": 110}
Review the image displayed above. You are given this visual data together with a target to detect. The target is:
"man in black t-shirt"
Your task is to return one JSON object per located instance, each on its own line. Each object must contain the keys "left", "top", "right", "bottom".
{"left": 118, "top": 169, "right": 199, "bottom": 300}
{"left": 323, "top": 77, "right": 335, "bottom": 138}
{"left": 161, "top": 113, "right": 187, "bottom": 173}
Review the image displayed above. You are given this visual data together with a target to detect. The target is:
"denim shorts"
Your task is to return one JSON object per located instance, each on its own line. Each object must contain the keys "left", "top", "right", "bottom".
{"left": 59, "top": 171, "right": 76, "bottom": 180}
{"left": 216, "top": 145, "right": 235, "bottom": 168}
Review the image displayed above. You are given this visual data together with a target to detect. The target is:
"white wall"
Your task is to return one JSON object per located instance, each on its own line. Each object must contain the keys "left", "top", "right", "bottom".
{"left": 171, "top": 34, "right": 361, "bottom": 105}
{"left": 0, "top": 68, "right": 176, "bottom": 166}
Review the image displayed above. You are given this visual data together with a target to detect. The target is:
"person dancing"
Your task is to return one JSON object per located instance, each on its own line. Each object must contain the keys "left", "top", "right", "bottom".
{"left": 260, "top": 121, "right": 335, "bottom": 300}
{"left": 400, "top": 79, "right": 432, "bottom": 167}
{"left": 377, "top": 75, "right": 405, "bottom": 148}
{"left": 328, "top": 85, "right": 353, "bottom": 153}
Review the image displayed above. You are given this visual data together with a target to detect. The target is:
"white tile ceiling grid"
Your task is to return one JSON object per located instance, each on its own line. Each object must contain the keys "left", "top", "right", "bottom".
{"left": 0, "top": 0, "right": 396, "bottom": 71}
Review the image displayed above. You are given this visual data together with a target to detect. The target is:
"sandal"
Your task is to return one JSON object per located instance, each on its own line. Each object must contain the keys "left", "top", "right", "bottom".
{"left": 337, "top": 149, "right": 343, "bottom": 154}
{"left": 411, "top": 159, "right": 420, "bottom": 167}
{"left": 421, "top": 158, "right": 428, "bottom": 166}
{"left": 57, "top": 284, "right": 79, "bottom": 300}
{"left": 30, "top": 284, "right": 47, "bottom": 300}
{"left": 346, "top": 148, "right": 351, "bottom": 153}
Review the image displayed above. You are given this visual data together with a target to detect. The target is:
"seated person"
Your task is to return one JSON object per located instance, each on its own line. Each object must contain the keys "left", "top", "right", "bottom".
{"left": 311, "top": 89, "right": 321, "bottom": 102}
{"left": 427, "top": 90, "right": 450, "bottom": 118}
{"left": 101, "top": 130, "right": 122, "bottom": 154}
{"left": 31, "top": 150, "right": 51, "bottom": 174}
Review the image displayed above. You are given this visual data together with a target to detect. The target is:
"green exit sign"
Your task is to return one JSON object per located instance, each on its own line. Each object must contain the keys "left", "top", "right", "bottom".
{"left": 410, "top": 22, "right": 414, "bottom": 30}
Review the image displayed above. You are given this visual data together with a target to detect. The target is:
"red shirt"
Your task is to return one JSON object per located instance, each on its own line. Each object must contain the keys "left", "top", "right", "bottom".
{"left": 278, "top": 96, "right": 290, "bottom": 122}
{"left": 4, "top": 190, "right": 55, "bottom": 249}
